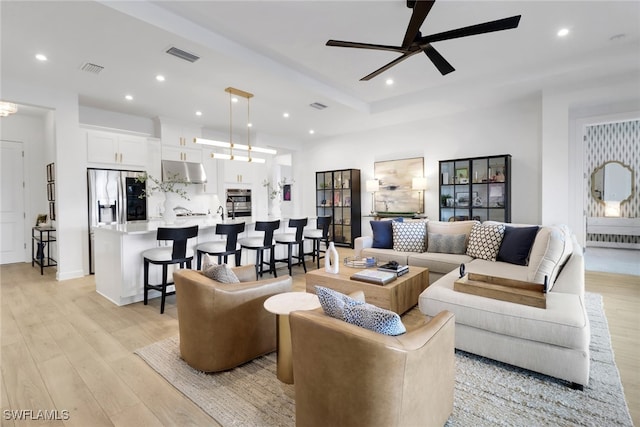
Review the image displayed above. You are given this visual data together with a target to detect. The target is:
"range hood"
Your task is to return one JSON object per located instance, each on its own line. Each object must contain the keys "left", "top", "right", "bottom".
{"left": 161, "top": 160, "right": 207, "bottom": 184}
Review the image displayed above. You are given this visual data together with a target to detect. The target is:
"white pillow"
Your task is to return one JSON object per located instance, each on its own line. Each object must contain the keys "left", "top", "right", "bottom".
{"left": 527, "top": 225, "right": 573, "bottom": 289}
{"left": 392, "top": 221, "right": 427, "bottom": 252}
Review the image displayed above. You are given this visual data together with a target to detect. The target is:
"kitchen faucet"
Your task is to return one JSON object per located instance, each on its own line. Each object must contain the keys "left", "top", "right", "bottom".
{"left": 226, "top": 197, "right": 236, "bottom": 219}
{"left": 216, "top": 205, "right": 225, "bottom": 220}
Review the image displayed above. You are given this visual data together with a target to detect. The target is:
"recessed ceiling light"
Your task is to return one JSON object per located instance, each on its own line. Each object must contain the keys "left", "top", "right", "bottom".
{"left": 231, "top": 97, "right": 239, "bottom": 103}
{"left": 195, "top": 111, "right": 202, "bottom": 116}
{"left": 156, "top": 75, "right": 165, "bottom": 82}
{"left": 283, "top": 112, "right": 289, "bottom": 118}
{"left": 247, "top": 123, "right": 253, "bottom": 128}
{"left": 125, "top": 95, "right": 133, "bottom": 101}
{"left": 385, "top": 78, "right": 394, "bottom": 85}
{"left": 309, "top": 129, "right": 315, "bottom": 135}
{"left": 557, "top": 28, "right": 570, "bottom": 37}
{"left": 35, "top": 53, "right": 47, "bottom": 61}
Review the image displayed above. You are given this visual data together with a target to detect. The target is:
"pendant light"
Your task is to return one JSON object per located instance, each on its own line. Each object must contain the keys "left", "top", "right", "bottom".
{"left": 194, "top": 87, "right": 275, "bottom": 163}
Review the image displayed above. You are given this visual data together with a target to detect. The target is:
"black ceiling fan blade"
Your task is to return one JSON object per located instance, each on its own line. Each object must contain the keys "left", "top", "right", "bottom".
{"left": 326, "top": 39, "right": 406, "bottom": 53}
{"left": 423, "top": 44, "right": 455, "bottom": 75}
{"left": 360, "top": 49, "right": 422, "bottom": 81}
{"left": 401, "top": 0, "right": 435, "bottom": 47}
{"left": 418, "top": 15, "right": 521, "bottom": 45}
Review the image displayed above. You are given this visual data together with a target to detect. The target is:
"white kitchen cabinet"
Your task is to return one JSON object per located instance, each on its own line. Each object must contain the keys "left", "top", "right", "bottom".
{"left": 87, "top": 130, "right": 147, "bottom": 167}
{"left": 202, "top": 151, "right": 219, "bottom": 194}
{"left": 222, "top": 158, "right": 258, "bottom": 184}
{"left": 161, "top": 145, "right": 202, "bottom": 163}
{"left": 160, "top": 121, "right": 202, "bottom": 148}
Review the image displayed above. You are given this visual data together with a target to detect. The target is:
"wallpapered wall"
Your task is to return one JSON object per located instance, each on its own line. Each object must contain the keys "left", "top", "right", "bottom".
{"left": 586, "top": 119, "right": 640, "bottom": 245}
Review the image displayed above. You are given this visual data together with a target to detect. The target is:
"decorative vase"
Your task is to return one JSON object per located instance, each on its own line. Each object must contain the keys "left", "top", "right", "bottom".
{"left": 325, "top": 241, "right": 339, "bottom": 274}
{"left": 269, "top": 197, "right": 282, "bottom": 218}
{"left": 163, "top": 192, "right": 178, "bottom": 224}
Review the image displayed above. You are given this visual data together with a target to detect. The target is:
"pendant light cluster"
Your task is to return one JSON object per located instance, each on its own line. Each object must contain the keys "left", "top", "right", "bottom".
{"left": 194, "top": 87, "right": 276, "bottom": 163}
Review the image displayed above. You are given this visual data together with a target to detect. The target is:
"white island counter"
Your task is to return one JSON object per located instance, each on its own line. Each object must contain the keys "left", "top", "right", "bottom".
{"left": 93, "top": 216, "right": 308, "bottom": 306}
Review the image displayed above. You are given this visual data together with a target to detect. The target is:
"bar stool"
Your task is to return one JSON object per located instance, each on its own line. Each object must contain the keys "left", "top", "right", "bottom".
{"left": 274, "top": 218, "right": 308, "bottom": 276}
{"left": 239, "top": 220, "right": 280, "bottom": 278}
{"left": 303, "top": 216, "right": 332, "bottom": 269}
{"left": 195, "top": 222, "right": 246, "bottom": 269}
{"left": 142, "top": 225, "right": 198, "bottom": 314}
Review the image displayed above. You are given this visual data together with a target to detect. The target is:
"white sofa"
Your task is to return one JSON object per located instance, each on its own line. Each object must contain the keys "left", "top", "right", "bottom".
{"left": 355, "top": 220, "right": 590, "bottom": 389}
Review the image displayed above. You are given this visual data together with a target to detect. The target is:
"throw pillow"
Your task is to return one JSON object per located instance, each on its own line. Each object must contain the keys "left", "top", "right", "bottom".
{"left": 202, "top": 263, "right": 240, "bottom": 283}
{"left": 343, "top": 303, "right": 406, "bottom": 336}
{"left": 497, "top": 226, "right": 539, "bottom": 265}
{"left": 370, "top": 218, "right": 403, "bottom": 249}
{"left": 427, "top": 233, "right": 467, "bottom": 254}
{"left": 392, "top": 221, "right": 426, "bottom": 252}
{"left": 466, "top": 223, "right": 506, "bottom": 261}
{"left": 315, "top": 286, "right": 365, "bottom": 320}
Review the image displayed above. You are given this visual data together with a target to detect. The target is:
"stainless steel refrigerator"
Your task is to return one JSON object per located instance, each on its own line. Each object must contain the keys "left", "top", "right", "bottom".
{"left": 87, "top": 168, "right": 147, "bottom": 274}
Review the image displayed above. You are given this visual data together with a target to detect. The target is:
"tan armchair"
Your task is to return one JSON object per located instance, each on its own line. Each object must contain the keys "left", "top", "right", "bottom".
{"left": 173, "top": 265, "right": 292, "bottom": 372}
{"left": 290, "top": 308, "right": 455, "bottom": 427}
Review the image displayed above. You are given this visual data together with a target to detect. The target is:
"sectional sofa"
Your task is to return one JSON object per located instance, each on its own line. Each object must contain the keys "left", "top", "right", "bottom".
{"left": 354, "top": 219, "right": 590, "bottom": 389}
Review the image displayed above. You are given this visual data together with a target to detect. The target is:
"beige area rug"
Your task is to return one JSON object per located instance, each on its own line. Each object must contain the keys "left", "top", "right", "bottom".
{"left": 135, "top": 293, "right": 632, "bottom": 426}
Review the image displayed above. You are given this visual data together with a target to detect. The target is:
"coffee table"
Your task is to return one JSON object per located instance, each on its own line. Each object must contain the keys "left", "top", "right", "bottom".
{"left": 263, "top": 292, "right": 321, "bottom": 384}
{"left": 305, "top": 265, "right": 429, "bottom": 314}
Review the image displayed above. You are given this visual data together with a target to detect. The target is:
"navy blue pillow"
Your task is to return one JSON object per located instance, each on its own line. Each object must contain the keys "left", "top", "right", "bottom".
{"left": 370, "top": 218, "right": 404, "bottom": 249}
{"left": 497, "top": 226, "right": 539, "bottom": 266}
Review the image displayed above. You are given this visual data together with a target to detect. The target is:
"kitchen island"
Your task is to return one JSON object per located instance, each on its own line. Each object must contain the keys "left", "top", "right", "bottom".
{"left": 93, "top": 216, "right": 311, "bottom": 306}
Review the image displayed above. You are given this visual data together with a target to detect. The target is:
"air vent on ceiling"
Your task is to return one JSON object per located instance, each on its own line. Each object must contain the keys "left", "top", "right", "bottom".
{"left": 310, "top": 102, "right": 328, "bottom": 110}
{"left": 166, "top": 46, "right": 200, "bottom": 63}
{"left": 80, "top": 62, "right": 104, "bottom": 74}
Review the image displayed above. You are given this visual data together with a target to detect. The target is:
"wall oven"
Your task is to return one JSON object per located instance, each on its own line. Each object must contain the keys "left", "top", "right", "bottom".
{"left": 226, "top": 189, "right": 252, "bottom": 218}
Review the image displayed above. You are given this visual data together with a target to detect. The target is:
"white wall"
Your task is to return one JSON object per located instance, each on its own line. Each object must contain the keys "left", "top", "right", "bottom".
{"left": 0, "top": 113, "right": 49, "bottom": 262}
{"left": 3, "top": 79, "right": 84, "bottom": 280}
{"left": 543, "top": 73, "right": 640, "bottom": 245}
{"left": 298, "top": 96, "right": 543, "bottom": 234}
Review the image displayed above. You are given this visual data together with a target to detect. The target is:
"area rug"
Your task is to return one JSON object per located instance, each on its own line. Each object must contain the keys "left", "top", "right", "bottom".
{"left": 135, "top": 292, "right": 633, "bottom": 426}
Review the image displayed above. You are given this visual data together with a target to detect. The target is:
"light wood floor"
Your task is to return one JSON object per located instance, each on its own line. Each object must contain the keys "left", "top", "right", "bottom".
{"left": 1, "top": 260, "right": 638, "bottom": 426}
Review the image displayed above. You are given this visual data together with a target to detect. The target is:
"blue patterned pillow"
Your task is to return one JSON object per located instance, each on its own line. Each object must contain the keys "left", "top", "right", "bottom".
{"left": 315, "top": 286, "right": 364, "bottom": 320}
{"left": 343, "top": 303, "right": 406, "bottom": 336}
{"left": 370, "top": 218, "right": 403, "bottom": 249}
{"left": 392, "top": 221, "right": 427, "bottom": 252}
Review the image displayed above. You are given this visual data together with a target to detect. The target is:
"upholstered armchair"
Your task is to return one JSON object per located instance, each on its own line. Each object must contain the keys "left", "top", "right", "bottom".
{"left": 173, "top": 265, "right": 292, "bottom": 372}
{"left": 290, "top": 308, "right": 455, "bottom": 427}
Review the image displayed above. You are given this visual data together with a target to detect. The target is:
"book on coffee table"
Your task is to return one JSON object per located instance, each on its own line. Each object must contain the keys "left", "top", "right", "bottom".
{"left": 377, "top": 262, "right": 409, "bottom": 276}
{"left": 350, "top": 269, "right": 397, "bottom": 285}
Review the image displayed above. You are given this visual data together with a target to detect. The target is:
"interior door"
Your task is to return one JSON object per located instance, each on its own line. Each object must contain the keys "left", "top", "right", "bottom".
{"left": 0, "top": 140, "right": 26, "bottom": 264}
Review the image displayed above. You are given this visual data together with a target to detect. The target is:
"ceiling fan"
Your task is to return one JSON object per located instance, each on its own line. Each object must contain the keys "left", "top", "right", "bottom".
{"left": 326, "top": 0, "right": 521, "bottom": 81}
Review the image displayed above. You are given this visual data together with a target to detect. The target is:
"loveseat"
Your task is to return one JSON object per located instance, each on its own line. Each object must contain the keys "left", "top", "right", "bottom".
{"left": 354, "top": 219, "right": 590, "bottom": 389}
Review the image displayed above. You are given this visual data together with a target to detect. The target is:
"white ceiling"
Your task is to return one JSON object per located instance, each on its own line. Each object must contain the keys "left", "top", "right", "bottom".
{"left": 2, "top": 1, "right": 639, "bottom": 143}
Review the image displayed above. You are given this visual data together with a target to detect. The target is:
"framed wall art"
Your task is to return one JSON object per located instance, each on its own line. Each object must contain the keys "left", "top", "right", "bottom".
{"left": 374, "top": 157, "right": 424, "bottom": 213}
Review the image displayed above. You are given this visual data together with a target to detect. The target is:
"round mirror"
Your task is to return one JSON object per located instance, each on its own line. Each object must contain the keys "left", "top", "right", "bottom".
{"left": 591, "top": 161, "right": 634, "bottom": 204}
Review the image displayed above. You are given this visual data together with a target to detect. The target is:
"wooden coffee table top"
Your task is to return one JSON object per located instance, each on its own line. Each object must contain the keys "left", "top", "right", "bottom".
{"left": 305, "top": 265, "right": 429, "bottom": 314}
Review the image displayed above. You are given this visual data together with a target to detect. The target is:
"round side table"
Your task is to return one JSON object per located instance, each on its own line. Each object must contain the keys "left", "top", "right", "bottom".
{"left": 264, "top": 292, "right": 321, "bottom": 384}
